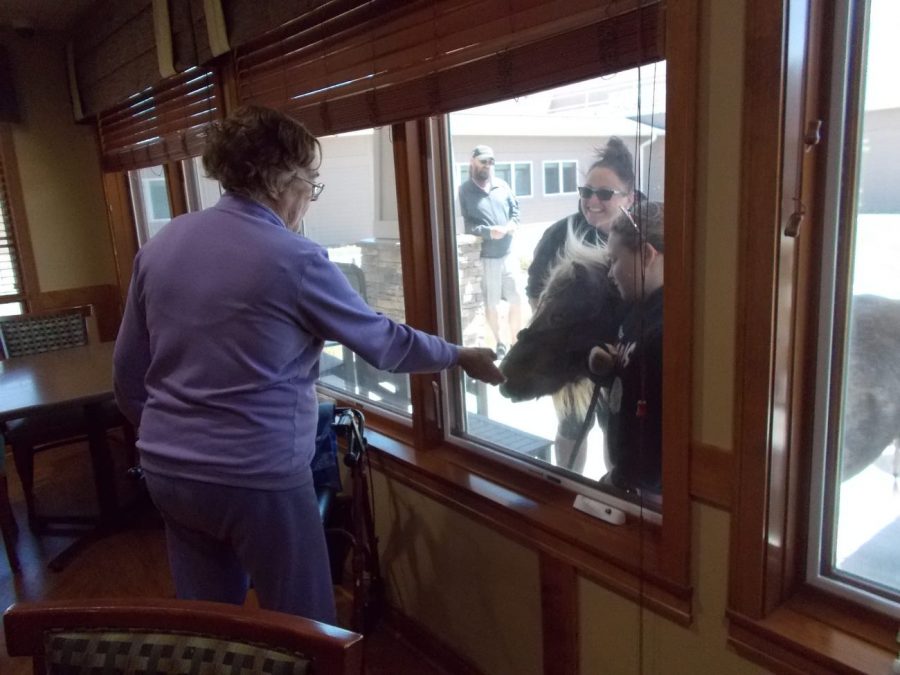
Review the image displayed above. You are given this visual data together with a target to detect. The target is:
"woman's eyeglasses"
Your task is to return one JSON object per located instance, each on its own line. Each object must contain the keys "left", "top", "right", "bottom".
{"left": 296, "top": 175, "right": 325, "bottom": 201}
{"left": 577, "top": 186, "right": 626, "bottom": 201}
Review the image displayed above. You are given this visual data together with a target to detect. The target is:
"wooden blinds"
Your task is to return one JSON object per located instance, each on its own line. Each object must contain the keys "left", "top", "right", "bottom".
{"left": 97, "top": 69, "right": 222, "bottom": 172}
{"left": 234, "top": 0, "right": 664, "bottom": 136}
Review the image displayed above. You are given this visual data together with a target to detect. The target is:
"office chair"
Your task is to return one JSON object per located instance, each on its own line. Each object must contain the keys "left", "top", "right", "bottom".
{"left": 0, "top": 306, "right": 133, "bottom": 534}
{"left": 3, "top": 598, "right": 363, "bottom": 675}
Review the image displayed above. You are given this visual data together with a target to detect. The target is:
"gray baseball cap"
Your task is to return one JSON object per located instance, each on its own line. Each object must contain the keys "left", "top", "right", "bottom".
{"left": 471, "top": 145, "right": 494, "bottom": 160}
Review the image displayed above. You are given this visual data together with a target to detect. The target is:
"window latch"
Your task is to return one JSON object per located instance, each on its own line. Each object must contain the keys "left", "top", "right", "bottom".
{"left": 784, "top": 203, "right": 805, "bottom": 238}
{"left": 804, "top": 119, "right": 823, "bottom": 149}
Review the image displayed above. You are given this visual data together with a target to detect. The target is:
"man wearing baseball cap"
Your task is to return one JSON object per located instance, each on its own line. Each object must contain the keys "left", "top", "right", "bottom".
{"left": 457, "top": 145, "right": 522, "bottom": 359}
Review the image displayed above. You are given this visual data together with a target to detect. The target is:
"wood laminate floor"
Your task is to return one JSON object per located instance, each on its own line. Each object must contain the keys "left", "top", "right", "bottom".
{"left": 0, "top": 440, "right": 453, "bottom": 674}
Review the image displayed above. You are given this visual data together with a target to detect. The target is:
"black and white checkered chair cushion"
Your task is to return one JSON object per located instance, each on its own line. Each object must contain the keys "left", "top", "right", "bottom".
{"left": 0, "top": 311, "right": 88, "bottom": 359}
{"left": 44, "top": 629, "right": 311, "bottom": 675}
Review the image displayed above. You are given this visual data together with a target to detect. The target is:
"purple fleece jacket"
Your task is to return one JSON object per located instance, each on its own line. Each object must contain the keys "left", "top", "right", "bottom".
{"left": 114, "top": 193, "right": 458, "bottom": 489}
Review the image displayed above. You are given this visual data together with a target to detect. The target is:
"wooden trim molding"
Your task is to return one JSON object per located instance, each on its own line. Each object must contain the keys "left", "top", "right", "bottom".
{"left": 657, "top": 0, "right": 700, "bottom": 591}
{"left": 689, "top": 442, "right": 732, "bottom": 510}
{"left": 101, "top": 171, "right": 140, "bottom": 307}
{"left": 366, "top": 431, "right": 693, "bottom": 625}
{"left": 382, "top": 605, "right": 484, "bottom": 675}
{"left": 164, "top": 161, "right": 188, "bottom": 217}
{"left": 727, "top": 0, "right": 897, "bottom": 672}
{"left": 540, "top": 553, "right": 579, "bottom": 675}
{"left": 728, "top": 605, "right": 894, "bottom": 674}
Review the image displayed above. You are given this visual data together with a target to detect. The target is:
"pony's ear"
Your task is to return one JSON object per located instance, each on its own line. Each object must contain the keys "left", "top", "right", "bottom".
{"left": 575, "top": 260, "right": 609, "bottom": 293}
{"left": 571, "top": 262, "right": 590, "bottom": 285}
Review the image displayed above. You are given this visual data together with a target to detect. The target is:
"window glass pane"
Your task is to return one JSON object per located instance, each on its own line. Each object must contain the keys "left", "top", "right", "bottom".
{"left": 827, "top": 0, "right": 900, "bottom": 604}
{"left": 544, "top": 163, "right": 559, "bottom": 194}
{"left": 0, "top": 301, "right": 22, "bottom": 316}
{"left": 148, "top": 181, "right": 170, "bottom": 220}
{"left": 495, "top": 162, "right": 512, "bottom": 186}
{"left": 128, "top": 165, "right": 170, "bottom": 246}
{"left": 562, "top": 161, "right": 578, "bottom": 193}
{"left": 447, "top": 64, "right": 666, "bottom": 506}
{"left": 515, "top": 163, "right": 532, "bottom": 197}
{"left": 0, "top": 188, "right": 21, "bottom": 297}
{"left": 183, "top": 155, "right": 224, "bottom": 212}
{"left": 458, "top": 164, "right": 469, "bottom": 191}
{"left": 304, "top": 127, "right": 411, "bottom": 414}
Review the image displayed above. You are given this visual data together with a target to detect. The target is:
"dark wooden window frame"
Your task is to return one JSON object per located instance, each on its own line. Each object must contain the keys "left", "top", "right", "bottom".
{"left": 321, "top": 0, "right": 700, "bottom": 623}
{"left": 727, "top": 0, "right": 898, "bottom": 671}
{"left": 99, "top": 0, "right": 700, "bottom": 627}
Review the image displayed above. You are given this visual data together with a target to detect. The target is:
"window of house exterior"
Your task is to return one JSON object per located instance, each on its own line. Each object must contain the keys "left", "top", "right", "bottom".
{"left": 542, "top": 160, "right": 578, "bottom": 196}
{"left": 494, "top": 162, "right": 533, "bottom": 198}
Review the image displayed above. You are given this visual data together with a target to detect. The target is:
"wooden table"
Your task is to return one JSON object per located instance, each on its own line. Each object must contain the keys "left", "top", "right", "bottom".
{"left": 0, "top": 342, "right": 123, "bottom": 569}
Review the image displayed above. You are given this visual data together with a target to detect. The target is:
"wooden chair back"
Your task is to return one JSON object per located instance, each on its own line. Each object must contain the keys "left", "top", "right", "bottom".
{"left": 0, "top": 306, "right": 93, "bottom": 359}
{"left": 3, "top": 598, "right": 364, "bottom": 675}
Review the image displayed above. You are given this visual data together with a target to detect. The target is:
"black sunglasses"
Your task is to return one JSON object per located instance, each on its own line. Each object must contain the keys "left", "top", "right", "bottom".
{"left": 577, "top": 186, "right": 627, "bottom": 201}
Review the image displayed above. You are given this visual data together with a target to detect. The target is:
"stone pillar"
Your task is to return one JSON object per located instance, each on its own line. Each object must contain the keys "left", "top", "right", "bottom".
{"left": 358, "top": 239, "right": 406, "bottom": 323}
{"left": 456, "top": 234, "right": 484, "bottom": 347}
{"left": 357, "top": 236, "right": 485, "bottom": 346}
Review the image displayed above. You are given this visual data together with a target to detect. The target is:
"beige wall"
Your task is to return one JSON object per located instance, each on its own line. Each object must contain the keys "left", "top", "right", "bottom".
{"left": 692, "top": 0, "right": 742, "bottom": 450}
{"left": 373, "top": 0, "right": 761, "bottom": 673}
{"left": 1, "top": 29, "right": 115, "bottom": 293}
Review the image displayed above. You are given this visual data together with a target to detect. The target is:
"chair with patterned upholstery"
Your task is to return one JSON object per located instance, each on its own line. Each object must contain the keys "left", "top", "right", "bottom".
{"left": 0, "top": 306, "right": 132, "bottom": 534}
{"left": 0, "top": 306, "right": 93, "bottom": 358}
{"left": 3, "top": 598, "right": 364, "bottom": 675}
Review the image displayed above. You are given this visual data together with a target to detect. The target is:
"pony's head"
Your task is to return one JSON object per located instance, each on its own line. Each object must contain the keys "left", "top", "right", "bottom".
{"left": 499, "top": 228, "right": 620, "bottom": 402}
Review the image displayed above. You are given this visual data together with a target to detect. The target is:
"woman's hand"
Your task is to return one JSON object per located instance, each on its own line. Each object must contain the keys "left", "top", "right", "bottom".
{"left": 457, "top": 347, "right": 506, "bottom": 385}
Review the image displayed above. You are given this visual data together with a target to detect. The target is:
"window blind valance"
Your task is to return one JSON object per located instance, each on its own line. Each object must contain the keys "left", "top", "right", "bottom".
{"left": 97, "top": 69, "right": 222, "bottom": 172}
{"left": 234, "top": 0, "right": 664, "bottom": 136}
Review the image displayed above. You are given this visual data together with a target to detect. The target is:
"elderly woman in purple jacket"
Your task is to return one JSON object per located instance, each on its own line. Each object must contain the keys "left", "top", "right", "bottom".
{"left": 113, "top": 105, "right": 503, "bottom": 624}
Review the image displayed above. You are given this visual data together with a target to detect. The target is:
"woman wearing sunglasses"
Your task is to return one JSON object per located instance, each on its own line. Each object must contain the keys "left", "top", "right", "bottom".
{"left": 523, "top": 137, "right": 636, "bottom": 472}
{"left": 113, "top": 105, "right": 504, "bottom": 626}
{"left": 524, "top": 136, "right": 636, "bottom": 308}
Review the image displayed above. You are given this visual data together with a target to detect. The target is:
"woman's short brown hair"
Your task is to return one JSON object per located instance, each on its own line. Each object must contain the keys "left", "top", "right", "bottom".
{"left": 202, "top": 106, "right": 321, "bottom": 200}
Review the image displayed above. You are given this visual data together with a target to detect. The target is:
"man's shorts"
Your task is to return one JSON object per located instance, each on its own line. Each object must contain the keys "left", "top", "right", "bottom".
{"left": 482, "top": 254, "right": 521, "bottom": 308}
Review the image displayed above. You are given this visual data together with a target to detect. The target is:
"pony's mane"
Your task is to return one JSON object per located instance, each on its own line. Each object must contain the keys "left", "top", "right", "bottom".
{"left": 538, "top": 222, "right": 609, "bottom": 308}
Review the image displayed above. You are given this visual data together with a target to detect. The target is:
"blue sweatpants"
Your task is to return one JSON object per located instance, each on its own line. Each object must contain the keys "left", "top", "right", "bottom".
{"left": 143, "top": 471, "right": 336, "bottom": 624}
